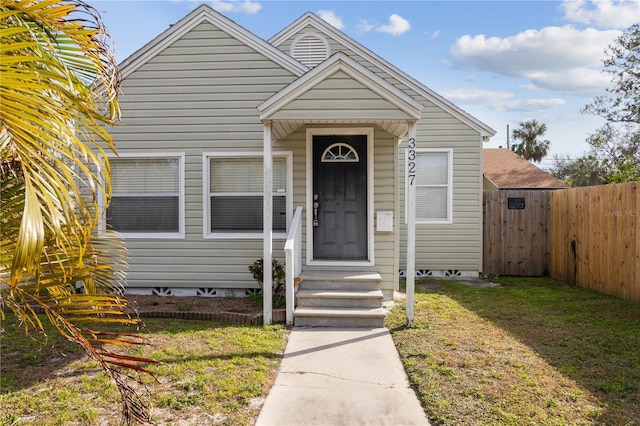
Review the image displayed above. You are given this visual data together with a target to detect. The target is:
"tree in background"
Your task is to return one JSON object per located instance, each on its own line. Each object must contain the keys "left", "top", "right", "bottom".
{"left": 510, "top": 119, "right": 551, "bottom": 163}
{"left": 585, "top": 123, "right": 640, "bottom": 183}
{"left": 549, "top": 154, "right": 606, "bottom": 187}
{"left": 578, "top": 23, "right": 640, "bottom": 184}
{"left": 583, "top": 23, "right": 640, "bottom": 125}
{"left": 1, "top": 1, "right": 154, "bottom": 423}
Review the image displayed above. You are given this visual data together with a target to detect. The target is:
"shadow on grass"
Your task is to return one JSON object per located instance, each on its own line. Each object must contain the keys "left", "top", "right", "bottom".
{"left": 0, "top": 318, "right": 89, "bottom": 394}
{"left": 0, "top": 315, "right": 282, "bottom": 394}
{"left": 428, "top": 277, "right": 640, "bottom": 424}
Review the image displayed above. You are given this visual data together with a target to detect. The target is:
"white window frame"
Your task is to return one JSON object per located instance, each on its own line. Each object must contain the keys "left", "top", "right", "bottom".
{"left": 203, "top": 151, "right": 292, "bottom": 239}
{"left": 405, "top": 148, "right": 453, "bottom": 224}
{"left": 102, "top": 152, "right": 186, "bottom": 239}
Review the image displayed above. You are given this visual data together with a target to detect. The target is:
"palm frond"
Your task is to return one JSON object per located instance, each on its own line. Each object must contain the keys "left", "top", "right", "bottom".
{"left": 1, "top": 1, "right": 155, "bottom": 424}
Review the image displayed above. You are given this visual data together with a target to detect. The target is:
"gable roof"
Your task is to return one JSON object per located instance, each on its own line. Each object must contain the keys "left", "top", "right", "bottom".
{"left": 269, "top": 13, "right": 496, "bottom": 138}
{"left": 118, "top": 4, "right": 308, "bottom": 79}
{"left": 258, "top": 52, "right": 422, "bottom": 139}
{"left": 116, "top": 5, "right": 495, "bottom": 139}
{"left": 483, "top": 148, "right": 569, "bottom": 189}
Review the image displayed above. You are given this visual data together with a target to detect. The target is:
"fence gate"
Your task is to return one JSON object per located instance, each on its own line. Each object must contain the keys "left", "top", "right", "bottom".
{"left": 483, "top": 190, "right": 551, "bottom": 276}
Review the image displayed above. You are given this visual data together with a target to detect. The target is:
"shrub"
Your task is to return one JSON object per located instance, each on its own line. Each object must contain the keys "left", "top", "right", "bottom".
{"left": 248, "top": 257, "right": 286, "bottom": 308}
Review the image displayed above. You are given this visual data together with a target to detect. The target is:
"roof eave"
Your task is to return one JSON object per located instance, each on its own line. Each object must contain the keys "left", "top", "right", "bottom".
{"left": 258, "top": 52, "right": 423, "bottom": 121}
{"left": 269, "top": 13, "right": 496, "bottom": 137}
{"left": 119, "top": 4, "right": 308, "bottom": 80}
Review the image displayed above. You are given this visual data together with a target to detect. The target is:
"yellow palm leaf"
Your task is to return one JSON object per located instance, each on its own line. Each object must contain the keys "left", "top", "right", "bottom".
{"left": 1, "top": 1, "right": 152, "bottom": 424}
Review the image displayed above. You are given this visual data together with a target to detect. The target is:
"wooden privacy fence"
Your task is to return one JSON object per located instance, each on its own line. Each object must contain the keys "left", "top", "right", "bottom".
{"left": 550, "top": 182, "right": 639, "bottom": 303}
{"left": 483, "top": 190, "right": 551, "bottom": 276}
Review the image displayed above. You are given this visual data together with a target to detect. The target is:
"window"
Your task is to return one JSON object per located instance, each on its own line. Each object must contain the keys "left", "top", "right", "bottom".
{"left": 406, "top": 149, "right": 452, "bottom": 223}
{"left": 205, "top": 153, "right": 290, "bottom": 237}
{"left": 106, "top": 154, "right": 184, "bottom": 238}
{"left": 321, "top": 143, "right": 359, "bottom": 162}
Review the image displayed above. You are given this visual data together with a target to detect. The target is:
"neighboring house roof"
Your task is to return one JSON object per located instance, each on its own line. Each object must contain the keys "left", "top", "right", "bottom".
{"left": 483, "top": 148, "right": 569, "bottom": 189}
{"left": 269, "top": 12, "right": 496, "bottom": 138}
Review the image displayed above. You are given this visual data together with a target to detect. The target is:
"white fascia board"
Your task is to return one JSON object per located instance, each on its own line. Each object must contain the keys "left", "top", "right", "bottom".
{"left": 119, "top": 4, "right": 307, "bottom": 80}
{"left": 258, "top": 52, "right": 422, "bottom": 120}
{"left": 268, "top": 12, "right": 317, "bottom": 46}
{"left": 270, "top": 13, "right": 496, "bottom": 138}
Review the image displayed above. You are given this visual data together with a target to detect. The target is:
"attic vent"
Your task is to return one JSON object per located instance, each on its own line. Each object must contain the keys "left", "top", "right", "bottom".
{"left": 290, "top": 33, "right": 330, "bottom": 68}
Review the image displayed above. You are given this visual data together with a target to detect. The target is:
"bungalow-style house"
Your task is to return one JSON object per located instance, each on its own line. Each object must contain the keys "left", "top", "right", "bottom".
{"left": 102, "top": 5, "right": 495, "bottom": 325}
{"left": 483, "top": 148, "right": 569, "bottom": 190}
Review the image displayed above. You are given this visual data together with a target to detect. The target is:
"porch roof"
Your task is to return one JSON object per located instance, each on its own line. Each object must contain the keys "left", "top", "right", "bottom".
{"left": 257, "top": 53, "right": 423, "bottom": 140}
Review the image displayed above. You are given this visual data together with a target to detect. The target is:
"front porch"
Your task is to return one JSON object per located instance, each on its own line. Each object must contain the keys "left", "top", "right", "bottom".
{"left": 280, "top": 205, "right": 386, "bottom": 327}
{"left": 257, "top": 53, "right": 423, "bottom": 326}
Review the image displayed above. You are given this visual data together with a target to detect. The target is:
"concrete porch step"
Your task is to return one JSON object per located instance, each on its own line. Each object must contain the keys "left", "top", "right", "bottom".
{"left": 294, "top": 270, "right": 385, "bottom": 327}
{"left": 294, "top": 307, "right": 386, "bottom": 328}
{"left": 296, "top": 289, "right": 384, "bottom": 308}
{"left": 299, "top": 271, "right": 382, "bottom": 291}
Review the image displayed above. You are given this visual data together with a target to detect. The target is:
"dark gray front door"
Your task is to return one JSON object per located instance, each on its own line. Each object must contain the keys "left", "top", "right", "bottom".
{"left": 313, "top": 135, "right": 368, "bottom": 260}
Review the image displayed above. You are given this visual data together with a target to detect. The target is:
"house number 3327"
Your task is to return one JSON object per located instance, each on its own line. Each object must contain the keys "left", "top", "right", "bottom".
{"left": 407, "top": 137, "right": 416, "bottom": 185}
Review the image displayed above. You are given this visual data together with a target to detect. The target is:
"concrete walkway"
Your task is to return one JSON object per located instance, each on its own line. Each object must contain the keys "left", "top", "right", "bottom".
{"left": 256, "top": 327, "right": 430, "bottom": 426}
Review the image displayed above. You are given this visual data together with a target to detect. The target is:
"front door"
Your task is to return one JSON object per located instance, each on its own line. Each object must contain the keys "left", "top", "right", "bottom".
{"left": 312, "top": 135, "right": 368, "bottom": 260}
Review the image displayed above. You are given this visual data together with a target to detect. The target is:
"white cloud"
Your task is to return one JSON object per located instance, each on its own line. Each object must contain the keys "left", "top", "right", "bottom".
{"left": 356, "top": 18, "right": 374, "bottom": 33}
{"left": 376, "top": 14, "right": 411, "bottom": 36}
{"left": 443, "top": 89, "right": 565, "bottom": 112}
{"left": 501, "top": 98, "right": 566, "bottom": 112}
{"left": 208, "top": 0, "right": 261, "bottom": 14}
{"left": 525, "top": 68, "right": 611, "bottom": 95}
{"left": 444, "top": 89, "right": 514, "bottom": 104}
{"left": 450, "top": 25, "right": 620, "bottom": 95}
{"left": 317, "top": 10, "right": 344, "bottom": 30}
{"left": 424, "top": 29, "right": 441, "bottom": 40}
{"left": 518, "top": 83, "right": 539, "bottom": 91}
{"left": 561, "top": 0, "right": 639, "bottom": 29}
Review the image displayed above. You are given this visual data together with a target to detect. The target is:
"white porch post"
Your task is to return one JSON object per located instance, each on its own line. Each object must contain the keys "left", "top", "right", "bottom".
{"left": 263, "top": 121, "right": 273, "bottom": 325}
{"left": 406, "top": 121, "right": 417, "bottom": 327}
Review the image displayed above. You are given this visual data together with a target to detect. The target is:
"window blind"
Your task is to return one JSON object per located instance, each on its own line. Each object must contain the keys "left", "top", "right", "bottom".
{"left": 209, "top": 156, "right": 287, "bottom": 233}
{"left": 107, "top": 157, "right": 181, "bottom": 233}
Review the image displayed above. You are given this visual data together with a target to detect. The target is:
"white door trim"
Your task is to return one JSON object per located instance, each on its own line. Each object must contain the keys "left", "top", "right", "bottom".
{"left": 305, "top": 127, "right": 375, "bottom": 267}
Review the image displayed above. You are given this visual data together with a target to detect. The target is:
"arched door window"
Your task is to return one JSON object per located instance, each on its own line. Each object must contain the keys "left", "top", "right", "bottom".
{"left": 321, "top": 143, "right": 360, "bottom": 162}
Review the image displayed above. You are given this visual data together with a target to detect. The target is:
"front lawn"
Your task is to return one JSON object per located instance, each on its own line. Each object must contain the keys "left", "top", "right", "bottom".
{"left": 387, "top": 277, "right": 640, "bottom": 425}
{"left": 1, "top": 317, "right": 287, "bottom": 425}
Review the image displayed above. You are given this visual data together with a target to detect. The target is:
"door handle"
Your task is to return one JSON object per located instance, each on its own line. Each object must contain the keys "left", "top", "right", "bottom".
{"left": 313, "top": 194, "right": 319, "bottom": 227}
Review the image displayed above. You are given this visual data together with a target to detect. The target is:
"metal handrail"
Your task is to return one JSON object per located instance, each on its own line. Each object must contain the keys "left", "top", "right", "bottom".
{"left": 284, "top": 206, "right": 303, "bottom": 325}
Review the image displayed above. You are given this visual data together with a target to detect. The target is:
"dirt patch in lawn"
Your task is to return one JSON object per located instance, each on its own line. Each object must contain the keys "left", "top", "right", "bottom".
{"left": 125, "top": 295, "right": 262, "bottom": 315}
{"left": 124, "top": 295, "right": 268, "bottom": 325}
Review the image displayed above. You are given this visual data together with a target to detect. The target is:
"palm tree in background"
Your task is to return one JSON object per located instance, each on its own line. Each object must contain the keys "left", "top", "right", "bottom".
{"left": 1, "top": 1, "right": 154, "bottom": 423}
{"left": 511, "top": 119, "right": 551, "bottom": 163}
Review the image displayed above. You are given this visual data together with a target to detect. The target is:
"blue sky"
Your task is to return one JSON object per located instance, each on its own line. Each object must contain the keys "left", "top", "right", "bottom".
{"left": 88, "top": 0, "right": 639, "bottom": 167}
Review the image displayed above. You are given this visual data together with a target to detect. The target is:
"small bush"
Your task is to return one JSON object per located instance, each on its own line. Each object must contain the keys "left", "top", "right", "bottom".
{"left": 248, "top": 257, "right": 286, "bottom": 309}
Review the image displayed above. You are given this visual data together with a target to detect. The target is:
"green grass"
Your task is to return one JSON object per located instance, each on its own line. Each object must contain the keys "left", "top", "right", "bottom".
{"left": 0, "top": 316, "right": 287, "bottom": 425}
{"left": 4, "top": 278, "right": 638, "bottom": 425}
{"left": 387, "top": 277, "right": 640, "bottom": 426}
